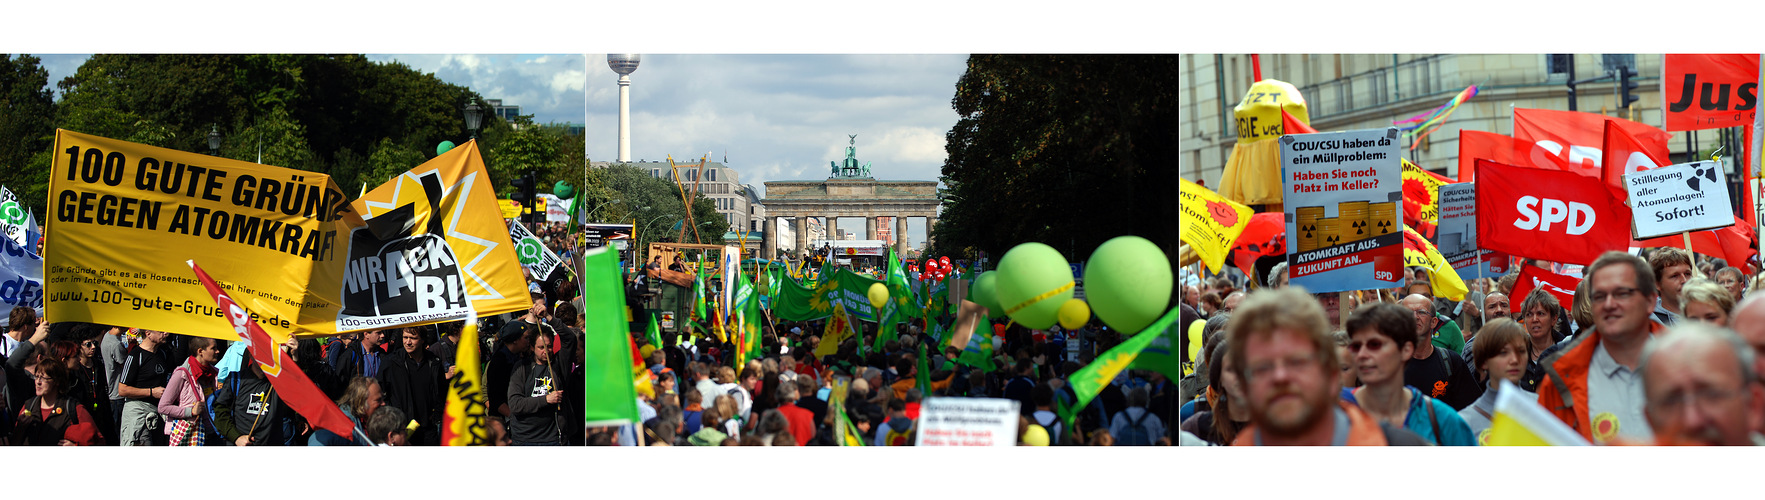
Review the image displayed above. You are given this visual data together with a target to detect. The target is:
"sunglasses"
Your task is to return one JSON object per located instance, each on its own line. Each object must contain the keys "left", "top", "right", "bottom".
{"left": 1346, "top": 338, "right": 1389, "bottom": 353}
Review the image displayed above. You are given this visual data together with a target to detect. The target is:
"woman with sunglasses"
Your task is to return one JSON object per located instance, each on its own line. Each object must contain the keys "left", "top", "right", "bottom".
{"left": 1342, "top": 303, "right": 1476, "bottom": 446}
{"left": 1457, "top": 319, "right": 1535, "bottom": 444}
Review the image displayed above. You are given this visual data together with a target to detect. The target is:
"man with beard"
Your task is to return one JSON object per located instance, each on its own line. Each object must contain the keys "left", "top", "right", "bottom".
{"left": 1227, "top": 287, "right": 1427, "bottom": 446}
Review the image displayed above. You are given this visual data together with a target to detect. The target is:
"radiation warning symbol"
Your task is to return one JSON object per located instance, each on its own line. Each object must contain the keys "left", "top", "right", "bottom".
{"left": 1323, "top": 233, "right": 1341, "bottom": 247}
{"left": 1375, "top": 219, "right": 1393, "bottom": 235}
{"left": 1352, "top": 220, "right": 1367, "bottom": 238}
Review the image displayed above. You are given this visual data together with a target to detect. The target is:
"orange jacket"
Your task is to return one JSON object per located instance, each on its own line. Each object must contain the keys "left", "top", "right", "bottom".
{"left": 1534, "top": 321, "right": 1664, "bottom": 443}
{"left": 1230, "top": 400, "right": 1390, "bottom": 446}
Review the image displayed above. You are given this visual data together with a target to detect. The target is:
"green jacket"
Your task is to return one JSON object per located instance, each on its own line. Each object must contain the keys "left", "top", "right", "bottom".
{"left": 1431, "top": 312, "right": 1465, "bottom": 354}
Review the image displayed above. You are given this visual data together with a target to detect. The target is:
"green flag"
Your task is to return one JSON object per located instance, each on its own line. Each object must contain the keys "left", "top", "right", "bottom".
{"left": 1055, "top": 306, "right": 1178, "bottom": 432}
{"left": 646, "top": 313, "right": 663, "bottom": 348}
{"left": 916, "top": 342, "right": 932, "bottom": 397}
{"left": 1127, "top": 311, "right": 1182, "bottom": 381}
{"left": 735, "top": 265, "right": 764, "bottom": 362}
{"left": 692, "top": 255, "right": 708, "bottom": 322}
{"left": 956, "top": 314, "right": 997, "bottom": 373}
{"left": 582, "top": 246, "right": 641, "bottom": 426}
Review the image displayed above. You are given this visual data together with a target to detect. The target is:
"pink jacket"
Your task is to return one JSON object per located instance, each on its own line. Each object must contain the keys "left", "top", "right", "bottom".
{"left": 157, "top": 359, "right": 213, "bottom": 433}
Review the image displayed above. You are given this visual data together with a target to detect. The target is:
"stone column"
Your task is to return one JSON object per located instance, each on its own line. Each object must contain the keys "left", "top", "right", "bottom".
{"left": 794, "top": 216, "right": 808, "bottom": 261}
{"left": 896, "top": 216, "right": 909, "bottom": 255}
{"left": 926, "top": 215, "right": 938, "bottom": 250}
{"left": 865, "top": 216, "right": 878, "bottom": 241}
{"left": 827, "top": 215, "right": 839, "bottom": 240}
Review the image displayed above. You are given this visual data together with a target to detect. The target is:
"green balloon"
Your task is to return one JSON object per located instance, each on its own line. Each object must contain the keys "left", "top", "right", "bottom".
{"left": 994, "top": 243, "right": 1073, "bottom": 330}
{"left": 436, "top": 141, "right": 456, "bottom": 155}
{"left": 553, "top": 181, "right": 575, "bottom": 200}
{"left": 1084, "top": 236, "right": 1173, "bottom": 333}
{"left": 971, "top": 271, "right": 1002, "bottom": 316}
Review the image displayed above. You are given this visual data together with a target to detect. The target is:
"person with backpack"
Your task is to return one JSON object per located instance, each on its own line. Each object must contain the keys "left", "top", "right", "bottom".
{"left": 1400, "top": 295, "right": 1482, "bottom": 411}
{"left": 874, "top": 398, "right": 914, "bottom": 446}
{"left": 156, "top": 337, "right": 223, "bottom": 446}
{"left": 1343, "top": 303, "right": 1476, "bottom": 446}
{"left": 1108, "top": 386, "right": 1165, "bottom": 446}
{"left": 1030, "top": 382, "right": 1070, "bottom": 445}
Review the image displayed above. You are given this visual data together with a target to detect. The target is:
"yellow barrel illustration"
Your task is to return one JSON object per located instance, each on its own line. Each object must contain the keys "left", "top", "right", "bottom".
{"left": 1369, "top": 201, "right": 1397, "bottom": 237}
{"left": 1317, "top": 217, "right": 1342, "bottom": 248}
{"left": 1338, "top": 201, "right": 1369, "bottom": 243}
{"left": 1296, "top": 206, "right": 1324, "bottom": 252}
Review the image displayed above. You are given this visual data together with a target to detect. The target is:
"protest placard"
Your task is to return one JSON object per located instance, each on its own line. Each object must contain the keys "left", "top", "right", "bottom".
{"left": 1625, "top": 160, "right": 1735, "bottom": 239}
{"left": 1435, "top": 183, "right": 1504, "bottom": 281}
{"left": 915, "top": 397, "right": 1021, "bottom": 447}
{"left": 1280, "top": 127, "right": 1404, "bottom": 293}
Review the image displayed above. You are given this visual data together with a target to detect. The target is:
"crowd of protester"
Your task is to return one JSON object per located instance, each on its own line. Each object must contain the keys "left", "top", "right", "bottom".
{"left": 1176, "top": 248, "right": 1765, "bottom": 445}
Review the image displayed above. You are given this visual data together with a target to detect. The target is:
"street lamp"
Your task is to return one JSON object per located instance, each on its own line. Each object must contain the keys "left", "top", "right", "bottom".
{"left": 462, "top": 100, "right": 484, "bottom": 140}
{"left": 207, "top": 125, "right": 221, "bottom": 156}
{"left": 587, "top": 198, "right": 622, "bottom": 223}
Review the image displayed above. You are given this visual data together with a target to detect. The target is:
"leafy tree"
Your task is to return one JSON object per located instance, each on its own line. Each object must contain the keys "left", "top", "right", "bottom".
{"left": 931, "top": 55, "right": 1179, "bottom": 267}
{"left": 359, "top": 138, "right": 427, "bottom": 188}
{"left": 599, "top": 164, "right": 727, "bottom": 258}
{"left": 0, "top": 55, "right": 56, "bottom": 210}
{"left": 486, "top": 118, "right": 562, "bottom": 195}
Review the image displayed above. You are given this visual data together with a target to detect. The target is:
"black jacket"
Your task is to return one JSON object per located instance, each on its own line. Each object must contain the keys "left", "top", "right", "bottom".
{"left": 506, "top": 359, "right": 560, "bottom": 445}
{"left": 378, "top": 349, "right": 446, "bottom": 446}
{"left": 214, "top": 369, "right": 297, "bottom": 446}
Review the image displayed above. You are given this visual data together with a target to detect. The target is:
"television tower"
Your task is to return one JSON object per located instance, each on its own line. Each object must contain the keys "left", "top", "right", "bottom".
{"left": 608, "top": 54, "right": 641, "bottom": 162}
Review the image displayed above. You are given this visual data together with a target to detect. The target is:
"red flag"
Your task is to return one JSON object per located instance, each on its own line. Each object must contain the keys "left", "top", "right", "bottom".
{"left": 1508, "top": 264, "right": 1582, "bottom": 314}
{"left": 1229, "top": 212, "right": 1286, "bottom": 274}
{"left": 1281, "top": 108, "right": 1317, "bottom": 135}
{"left": 1602, "top": 120, "right": 1758, "bottom": 267}
{"left": 1475, "top": 159, "right": 1632, "bottom": 266}
{"left": 1457, "top": 130, "right": 1560, "bottom": 183}
{"left": 1513, "top": 108, "right": 1672, "bottom": 179}
{"left": 1663, "top": 54, "right": 1760, "bottom": 132}
{"left": 188, "top": 260, "right": 360, "bottom": 441}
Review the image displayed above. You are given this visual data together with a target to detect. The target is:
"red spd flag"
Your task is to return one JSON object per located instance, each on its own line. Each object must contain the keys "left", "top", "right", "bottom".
{"left": 1663, "top": 54, "right": 1759, "bottom": 132}
{"left": 1512, "top": 108, "right": 1672, "bottom": 179}
{"left": 1600, "top": 120, "right": 1667, "bottom": 200}
{"left": 1475, "top": 159, "right": 1632, "bottom": 266}
{"left": 188, "top": 260, "right": 361, "bottom": 442}
{"left": 1508, "top": 264, "right": 1582, "bottom": 314}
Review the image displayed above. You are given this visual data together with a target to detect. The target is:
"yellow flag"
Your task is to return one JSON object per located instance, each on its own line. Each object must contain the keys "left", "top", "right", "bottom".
{"left": 1401, "top": 226, "right": 1469, "bottom": 302}
{"left": 442, "top": 313, "right": 488, "bottom": 446}
{"left": 1179, "top": 178, "right": 1254, "bottom": 274}
{"left": 816, "top": 302, "right": 852, "bottom": 358}
{"left": 1485, "top": 380, "right": 1588, "bottom": 446}
{"left": 1402, "top": 158, "right": 1449, "bottom": 225}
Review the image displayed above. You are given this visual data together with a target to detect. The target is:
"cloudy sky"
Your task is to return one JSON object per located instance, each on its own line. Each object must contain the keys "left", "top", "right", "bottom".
{"left": 32, "top": 53, "right": 965, "bottom": 244}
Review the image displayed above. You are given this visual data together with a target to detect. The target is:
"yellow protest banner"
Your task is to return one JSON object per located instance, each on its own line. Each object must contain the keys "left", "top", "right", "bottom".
{"left": 322, "top": 138, "right": 531, "bottom": 332}
{"left": 499, "top": 199, "right": 522, "bottom": 219}
{"left": 47, "top": 129, "right": 353, "bottom": 341}
{"left": 45, "top": 130, "right": 530, "bottom": 341}
{"left": 1178, "top": 178, "right": 1253, "bottom": 274}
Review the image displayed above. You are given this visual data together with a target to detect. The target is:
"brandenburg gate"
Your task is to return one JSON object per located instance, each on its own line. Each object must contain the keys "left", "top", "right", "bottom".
{"left": 763, "top": 136, "right": 940, "bottom": 261}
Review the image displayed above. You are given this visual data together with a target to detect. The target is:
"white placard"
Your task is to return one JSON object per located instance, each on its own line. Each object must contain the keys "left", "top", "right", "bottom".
{"left": 1625, "top": 160, "right": 1735, "bottom": 239}
{"left": 914, "top": 397, "right": 1022, "bottom": 447}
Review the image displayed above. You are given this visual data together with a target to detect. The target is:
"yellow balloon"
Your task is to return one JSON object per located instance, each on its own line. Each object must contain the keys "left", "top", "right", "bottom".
{"left": 1057, "top": 298, "right": 1090, "bottom": 330}
{"left": 867, "top": 282, "right": 889, "bottom": 310}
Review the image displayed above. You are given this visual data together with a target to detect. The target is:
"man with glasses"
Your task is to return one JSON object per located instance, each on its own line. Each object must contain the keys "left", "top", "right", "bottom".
{"left": 1638, "top": 323, "right": 1764, "bottom": 445}
{"left": 1400, "top": 294, "right": 1479, "bottom": 411}
{"left": 1228, "top": 287, "right": 1428, "bottom": 446}
{"left": 1537, "top": 251, "right": 1666, "bottom": 444}
{"left": 1715, "top": 267, "right": 1747, "bottom": 303}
